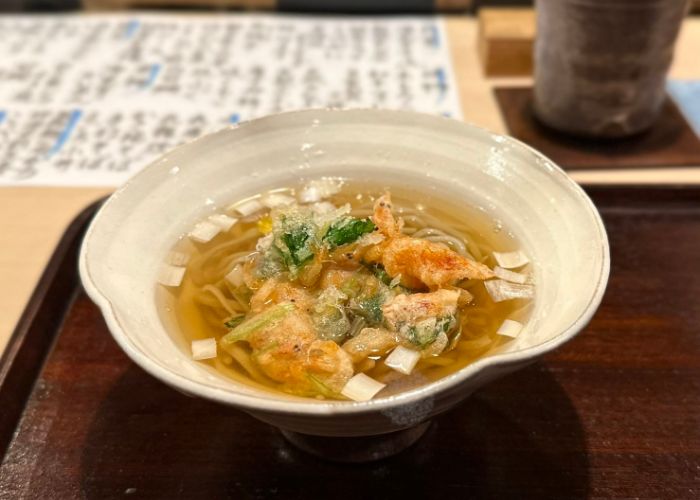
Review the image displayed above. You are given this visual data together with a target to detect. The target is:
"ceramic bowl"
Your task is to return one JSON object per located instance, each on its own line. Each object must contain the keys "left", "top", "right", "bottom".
{"left": 79, "top": 109, "right": 609, "bottom": 461}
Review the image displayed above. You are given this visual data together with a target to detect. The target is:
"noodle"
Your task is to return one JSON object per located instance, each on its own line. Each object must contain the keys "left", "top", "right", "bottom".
{"left": 224, "top": 343, "right": 271, "bottom": 385}
{"left": 202, "top": 284, "right": 237, "bottom": 315}
{"left": 222, "top": 280, "right": 252, "bottom": 312}
{"left": 214, "top": 357, "right": 280, "bottom": 393}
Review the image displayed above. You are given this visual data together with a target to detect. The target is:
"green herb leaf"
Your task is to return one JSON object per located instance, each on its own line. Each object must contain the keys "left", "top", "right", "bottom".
{"left": 406, "top": 325, "right": 437, "bottom": 348}
{"left": 352, "top": 294, "right": 385, "bottom": 325}
{"left": 281, "top": 229, "right": 315, "bottom": 267}
{"left": 323, "top": 217, "right": 376, "bottom": 248}
{"left": 272, "top": 211, "right": 317, "bottom": 276}
{"left": 406, "top": 315, "right": 456, "bottom": 348}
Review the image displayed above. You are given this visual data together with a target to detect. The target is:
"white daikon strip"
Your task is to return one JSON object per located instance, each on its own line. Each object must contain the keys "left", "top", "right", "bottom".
{"left": 497, "top": 319, "right": 523, "bottom": 338}
{"left": 493, "top": 250, "right": 529, "bottom": 269}
{"left": 384, "top": 346, "right": 421, "bottom": 375}
{"left": 484, "top": 279, "right": 534, "bottom": 302}
{"left": 189, "top": 220, "right": 221, "bottom": 243}
{"left": 208, "top": 214, "right": 238, "bottom": 231}
{"left": 191, "top": 338, "right": 217, "bottom": 360}
{"left": 341, "top": 373, "right": 386, "bottom": 402}
{"left": 166, "top": 251, "right": 190, "bottom": 266}
{"left": 298, "top": 178, "right": 342, "bottom": 203}
{"left": 494, "top": 266, "right": 529, "bottom": 284}
{"left": 261, "top": 193, "right": 296, "bottom": 208}
{"left": 231, "top": 199, "right": 264, "bottom": 217}
{"left": 158, "top": 265, "right": 186, "bottom": 287}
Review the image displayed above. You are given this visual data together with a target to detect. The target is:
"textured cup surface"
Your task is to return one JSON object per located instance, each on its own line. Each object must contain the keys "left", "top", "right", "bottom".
{"left": 534, "top": 0, "right": 688, "bottom": 138}
{"left": 80, "top": 109, "right": 609, "bottom": 437}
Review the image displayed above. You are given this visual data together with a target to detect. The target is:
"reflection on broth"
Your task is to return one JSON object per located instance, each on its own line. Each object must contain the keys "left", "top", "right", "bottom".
{"left": 162, "top": 179, "right": 534, "bottom": 401}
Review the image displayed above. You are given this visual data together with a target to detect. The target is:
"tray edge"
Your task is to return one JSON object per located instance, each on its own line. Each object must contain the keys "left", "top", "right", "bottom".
{"left": 0, "top": 197, "right": 105, "bottom": 460}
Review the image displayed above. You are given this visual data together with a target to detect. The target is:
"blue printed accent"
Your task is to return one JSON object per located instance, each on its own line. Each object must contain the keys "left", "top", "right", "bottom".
{"left": 48, "top": 109, "right": 82, "bottom": 157}
{"left": 436, "top": 67, "right": 447, "bottom": 102}
{"left": 229, "top": 113, "right": 241, "bottom": 124}
{"left": 142, "top": 63, "right": 161, "bottom": 89}
{"left": 442, "top": 111, "right": 452, "bottom": 118}
{"left": 430, "top": 25, "right": 440, "bottom": 48}
{"left": 0, "top": 111, "right": 5, "bottom": 125}
{"left": 124, "top": 19, "right": 140, "bottom": 39}
{"left": 668, "top": 80, "right": 700, "bottom": 137}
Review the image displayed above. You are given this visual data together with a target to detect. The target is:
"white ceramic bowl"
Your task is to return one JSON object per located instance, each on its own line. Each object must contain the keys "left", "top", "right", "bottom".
{"left": 80, "top": 109, "right": 609, "bottom": 443}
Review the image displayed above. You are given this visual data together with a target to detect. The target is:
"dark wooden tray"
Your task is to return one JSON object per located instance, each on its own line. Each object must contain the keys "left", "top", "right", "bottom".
{"left": 495, "top": 87, "right": 700, "bottom": 170}
{"left": 1, "top": 187, "right": 699, "bottom": 499}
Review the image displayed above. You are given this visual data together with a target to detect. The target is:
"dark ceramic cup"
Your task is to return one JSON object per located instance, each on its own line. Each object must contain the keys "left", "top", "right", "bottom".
{"left": 534, "top": 0, "right": 689, "bottom": 138}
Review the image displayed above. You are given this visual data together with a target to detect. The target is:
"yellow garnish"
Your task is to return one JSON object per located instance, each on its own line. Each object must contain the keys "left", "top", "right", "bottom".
{"left": 257, "top": 215, "right": 273, "bottom": 234}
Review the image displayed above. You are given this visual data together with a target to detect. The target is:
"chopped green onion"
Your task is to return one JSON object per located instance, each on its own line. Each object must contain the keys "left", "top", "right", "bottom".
{"left": 221, "top": 303, "right": 295, "bottom": 345}
{"left": 307, "top": 373, "right": 341, "bottom": 399}
{"left": 223, "top": 315, "right": 245, "bottom": 329}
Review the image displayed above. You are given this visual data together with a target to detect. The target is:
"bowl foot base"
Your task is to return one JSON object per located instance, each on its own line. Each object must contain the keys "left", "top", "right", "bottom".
{"left": 280, "top": 421, "right": 431, "bottom": 462}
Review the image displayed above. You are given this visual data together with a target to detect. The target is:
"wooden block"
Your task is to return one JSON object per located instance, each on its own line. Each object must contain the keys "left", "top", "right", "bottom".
{"left": 477, "top": 7, "right": 535, "bottom": 77}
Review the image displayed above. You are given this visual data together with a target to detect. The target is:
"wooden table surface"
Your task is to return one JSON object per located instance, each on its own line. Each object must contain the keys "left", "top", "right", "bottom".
{"left": 0, "top": 15, "right": 699, "bottom": 355}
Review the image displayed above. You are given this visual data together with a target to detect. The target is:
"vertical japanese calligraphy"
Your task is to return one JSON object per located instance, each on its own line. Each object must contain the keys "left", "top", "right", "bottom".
{"left": 0, "top": 14, "right": 462, "bottom": 186}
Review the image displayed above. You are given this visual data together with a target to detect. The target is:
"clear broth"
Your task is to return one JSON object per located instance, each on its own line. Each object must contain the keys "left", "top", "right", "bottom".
{"left": 170, "top": 181, "right": 533, "bottom": 398}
